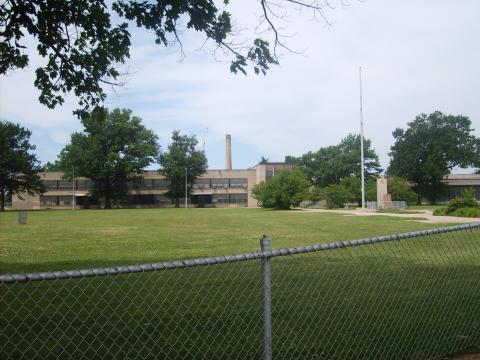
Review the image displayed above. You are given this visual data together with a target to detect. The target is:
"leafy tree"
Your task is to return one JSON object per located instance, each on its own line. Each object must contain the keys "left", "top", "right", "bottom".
{"left": 159, "top": 131, "right": 207, "bottom": 207}
{"left": 0, "top": 121, "right": 44, "bottom": 210}
{"left": 289, "top": 134, "right": 382, "bottom": 187}
{"left": 339, "top": 176, "right": 376, "bottom": 205}
{"left": 318, "top": 183, "right": 355, "bottom": 209}
{"left": 259, "top": 156, "right": 269, "bottom": 164}
{"left": 388, "top": 111, "right": 480, "bottom": 204}
{"left": 57, "top": 107, "right": 160, "bottom": 208}
{"left": 0, "top": 0, "right": 340, "bottom": 109}
{"left": 386, "top": 176, "right": 417, "bottom": 205}
{"left": 42, "top": 161, "right": 62, "bottom": 172}
{"left": 252, "top": 169, "right": 309, "bottom": 209}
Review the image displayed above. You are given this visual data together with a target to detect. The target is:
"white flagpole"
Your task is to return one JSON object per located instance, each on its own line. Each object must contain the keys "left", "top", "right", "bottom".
{"left": 72, "top": 167, "right": 75, "bottom": 212}
{"left": 359, "top": 66, "right": 366, "bottom": 210}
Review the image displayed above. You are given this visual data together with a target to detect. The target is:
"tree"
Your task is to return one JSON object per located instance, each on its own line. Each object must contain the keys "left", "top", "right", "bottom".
{"left": 289, "top": 134, "right": 382, "bottom": 187}
{"left": 316, "top": 183, "right": 355, "bottom": 209}
{"left": 259, "top": 156, "right": 269, "bottom": 164}
{"left": 159, "top": 130, "right": 207, "bottom": 207}
{"left": 0, "top": 121, "right": 44, "bottom": 210}
{"left": 339, "top": 176, "right": 376, "bottom": 205}
{"left": 0, "top": 0, "right": 342, "bottom": 110}
{"left": 388, "top": 111, "right": 480, "bottom": 204}
{"left": 252, "top": 169, "right": 309, "bottom": 209}
{"left": 386, "top": 176, "right": 417, "bottom": 205}
{"left": 42, "top": 161, "right": 62, "bottom": 172}
{"left": 57, "top": 107, "right": 160, "bottom": 208}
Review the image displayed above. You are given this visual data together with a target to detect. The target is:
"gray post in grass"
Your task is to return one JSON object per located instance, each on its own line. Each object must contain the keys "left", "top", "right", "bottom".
{"left": 260, "top": 235, "right": 272, "bottom": 360}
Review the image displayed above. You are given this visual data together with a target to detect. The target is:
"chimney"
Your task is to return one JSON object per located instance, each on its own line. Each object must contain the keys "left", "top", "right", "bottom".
{"left": 225, "top": 134, "right": 232, "bottom": 170}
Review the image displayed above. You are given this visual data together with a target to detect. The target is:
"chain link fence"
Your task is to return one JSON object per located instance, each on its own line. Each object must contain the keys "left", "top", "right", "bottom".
{"left": 1, "top": 223, "right": 480, "bottom": 359}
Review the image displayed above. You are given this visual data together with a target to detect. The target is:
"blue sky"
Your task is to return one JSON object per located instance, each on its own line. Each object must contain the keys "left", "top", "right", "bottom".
{"left": 1, "top": 0, "right": 479, "bottom": 171}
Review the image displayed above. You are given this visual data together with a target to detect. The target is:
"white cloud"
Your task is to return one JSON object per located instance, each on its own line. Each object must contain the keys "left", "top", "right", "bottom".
{"left": 1, "top": 0, "right": 479, "bottom": 170}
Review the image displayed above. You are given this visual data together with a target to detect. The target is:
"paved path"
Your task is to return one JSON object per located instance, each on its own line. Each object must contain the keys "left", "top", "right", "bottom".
{"left": 298, "top": 208, "right": 480, "bottom": 224}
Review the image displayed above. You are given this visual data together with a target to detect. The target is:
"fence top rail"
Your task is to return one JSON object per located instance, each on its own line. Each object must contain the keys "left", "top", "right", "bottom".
{"left": 1, "top": 222, "right": 479, "bottom": 283}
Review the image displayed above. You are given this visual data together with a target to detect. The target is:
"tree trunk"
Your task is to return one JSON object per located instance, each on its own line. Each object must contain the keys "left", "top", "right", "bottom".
{"left": 0, "top": 193, "right": 4, "bottom": 211}
{"left": 175, "top": 198, "right": 180, "bottom": 208}
{"left": 104, "top": 178, "right": 112, "bottom": 209}
{"left": 415, "top": 185, "right": 422, "bottom": 205}
{"left": 104, "top": 195, "right": 112, "bottom": 209}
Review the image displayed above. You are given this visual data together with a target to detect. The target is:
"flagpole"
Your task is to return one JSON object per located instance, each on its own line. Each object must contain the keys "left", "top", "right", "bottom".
{"left": 359, "top": 66, "right": 366, "bottom": 210}
{"left": 72, "top": 167, "right": 75, "bottom": 212}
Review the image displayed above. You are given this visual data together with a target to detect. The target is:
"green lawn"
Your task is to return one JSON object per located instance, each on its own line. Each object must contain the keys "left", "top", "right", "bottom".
{"left": 0, "top": 207, "right": 453, "bottom": 273}
{"left": 1, "top": 208, "right": 479, "bottom": 359}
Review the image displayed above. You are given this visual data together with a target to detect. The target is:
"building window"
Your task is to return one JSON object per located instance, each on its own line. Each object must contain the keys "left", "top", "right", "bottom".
{"left": 446, "top": 185, "right": 480, "bottom": 201}
{"left": 58, "top": 196, "right": 72, "bottom": 206}
{"left": 211, "top": 178, "right": 229, "bottom": 189}
{"left": 229, "top": 178, "right": 248, "bottom": 189}
{"left": 193, "top": 178, "right": 211, "bottom": 189}
{"left": 76, "top": 179, "right": 92, "bottom": 191}
{"left": 266, "top": 171, "right": 274, "bottom": 179}
{"left": 153, "top": 179, "right": 170, "bottom": 189}
{"left": 229, "top": 193, "right": 248, "bottom": 204}
{"left": 42, "top": 180, "right": 58, "bottom": 190}
{"left": 40, "top": 196, "right": 58, "bottom": 206}
{"left": 154, "top": 195, "right": 173, "bottom": 205}
{"left": 212, "top": 194, "right": 229, "bottom": 204}
{"left": 58, "top": 180, "right": 73, "bottom": 190}
{"left": 142, "top": 179, "right": 154, "bottom": 190}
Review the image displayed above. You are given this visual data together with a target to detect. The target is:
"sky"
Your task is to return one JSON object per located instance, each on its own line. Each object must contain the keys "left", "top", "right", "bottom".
{"left": 1, "top": 0, "right": 479, "bottom": 171}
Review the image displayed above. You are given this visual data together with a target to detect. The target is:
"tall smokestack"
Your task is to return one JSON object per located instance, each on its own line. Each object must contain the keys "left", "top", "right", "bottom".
{"left": 225, "top": 134, "right": 232, "bottom": 170}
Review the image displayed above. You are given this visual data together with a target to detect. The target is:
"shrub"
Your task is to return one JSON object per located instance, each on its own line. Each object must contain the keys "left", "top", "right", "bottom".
{"left": 433, "top": 188, "right": 480, "bottom": 217}
{"left": 433, "top": 207, "right": 448, "bottom": 216}
{"left": 451, "top": 207, "right": 480, "bottom": 218}
{"left": 252, "top": 169, "right": 310, "bottom": 209}
{"left": 319, "top": 183, "right": 355, "bottom": 209}
{"left": 446, "top": 188, "right": 479, "bottom": 213}
{"left": 387, "top": 176, "right": 418, "bottom": 205}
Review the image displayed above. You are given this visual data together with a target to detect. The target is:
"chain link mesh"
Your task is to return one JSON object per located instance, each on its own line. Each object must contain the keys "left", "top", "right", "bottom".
{"left": 1, "top": 224, "right": 480, "bottom": 359}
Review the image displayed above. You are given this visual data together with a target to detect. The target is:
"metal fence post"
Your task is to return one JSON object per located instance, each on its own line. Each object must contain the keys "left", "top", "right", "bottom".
{"left": 260, "top": 235, "right": 272, "bottom": 360}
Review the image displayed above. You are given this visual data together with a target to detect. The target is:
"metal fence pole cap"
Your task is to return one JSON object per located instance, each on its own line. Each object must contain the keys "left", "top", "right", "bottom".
{"left": 260, "top": 235, "right": 272, "bottom": 252}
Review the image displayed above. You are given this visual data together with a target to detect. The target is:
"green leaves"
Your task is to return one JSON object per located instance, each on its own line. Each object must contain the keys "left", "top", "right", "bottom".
{"left": 58, "top": 107, "right": 160, "bottom": 208}
{"left": 0, "top": 121, "right": 45, "bottom": 210}
{"left": 252, "top": 169, "right": 309, "bottom": 209}
{"left": 388, "top": 111, "right": 480, "bottom": 203}
{"left": 158, "top": 130, "right": 208, "bottom": 206}
{"left": 289, "top": 134, "right": 382, "bottom": 187}
{"left": 1, "top": 0, "right": 281, "bottom": 110}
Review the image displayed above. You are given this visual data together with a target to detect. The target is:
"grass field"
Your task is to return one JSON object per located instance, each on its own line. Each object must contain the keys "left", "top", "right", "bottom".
{"left": 0, "top": 207, "right": 453, "bottom": 273}
{"left": 1, "top": 208, "right": 479, "bottom": 359}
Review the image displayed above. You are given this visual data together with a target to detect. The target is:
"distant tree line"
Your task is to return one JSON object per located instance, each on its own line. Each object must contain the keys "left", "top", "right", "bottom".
{"left": 1, "top": 107, "right": 207, "bottom": 209}
{"left": 1, "top": 110, "right": 479, "bottom": 210}
{"left": 255, "top": 112, "right": 480, "bottom": 209}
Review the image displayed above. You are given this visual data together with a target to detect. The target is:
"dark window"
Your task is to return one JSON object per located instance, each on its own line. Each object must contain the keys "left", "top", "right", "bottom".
{"left": 229, "top": 178, "right": 248, "bottom": 189}
{"left": 153, "top": 179, "right": 170, "bottom": 189}
{"left": 154, "top": 195, "right": 173, "bottom": 205}
{"left": 42, "top": 180, "right": 57, "bottom": 190}
{"left": 76, "top": 179, "right": 92, "bottom": 191}
{"left": 212, "top": 194, "right": 229, "bottom": 204}
{"left": 40, "top": 196, "right": 58, "bottom": 206}
{"left": 446, "top": 185, "right": 480, "bottom": 201}
{"left": 58, "top": 180, "right": 73, "bottom": 190}
{"left": 58, "top": 196, "right": 72, "bottom": 206}
{"left": 211, "top": 178, "right": 229, "bottom": 189}
{"left": 193, "top": 178, "right": 211, "bottom": 189}
{"left": 142, "top": 179, "right": 154, "bottom": 189}
{"left": 229, "top": 193, "right": 248, "bottom": 204}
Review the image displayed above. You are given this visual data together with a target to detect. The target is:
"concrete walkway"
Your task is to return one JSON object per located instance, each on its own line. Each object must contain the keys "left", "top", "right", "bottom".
{"left": 298, "top": 208, "right": 480, "bottom": 224}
